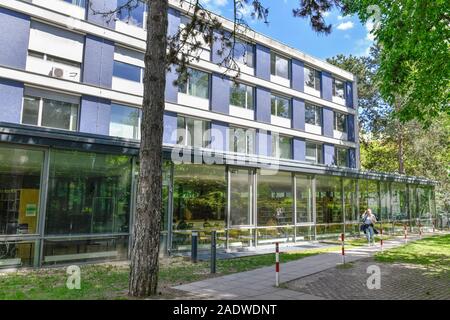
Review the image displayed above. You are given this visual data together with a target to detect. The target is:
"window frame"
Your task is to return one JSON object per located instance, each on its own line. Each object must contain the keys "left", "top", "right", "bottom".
{"left": 305, "top": 103, "right": 322, "bottom": 126}
{"left": 229, "top": 126, "right": 256, "bottom": 155}
{"left": 304, "top": 65, "right": 321, "bottom": 91}
{"left": 271, "top": 94, "right": 291, "bottom": 119}
{"left": 270, "top": 52, "right": 290, "bottom": 79}
{"left": 272, "top": 134, "right": 293, "bottom": 159}
{"left": 229, "top": 82, "right": 254, "bottom": 110}
{"left": 21, "top": 94, "right": 79, "bottom": 132}
{"left": 176, "top": 115, "right": 211, "bottom": 148}
{"left": 332, "top": 78, "right": 346, "bottom": 99}
{"left": 334, "top": 112, "right": 348, "bottom": 133}
{"left": 335, "top": 147, "right": 348, "bottom": 167}
{"left": 109, "top": 103, "right": 141, "bottom": 140}
{"left": 113, "top": 60, "right": 143, "bottom": 83}
{"left": 178, "top": 68, "right": 211, "bottom": 99}
{"left": 305, "top": 142, "right": 323, "bottom": 164}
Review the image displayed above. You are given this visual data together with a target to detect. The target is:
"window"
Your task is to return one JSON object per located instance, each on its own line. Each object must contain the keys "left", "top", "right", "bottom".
{"left": 28, "top": 50, "right": 80, "bottom": 68}
{"left": 110, "top": 104, "right": 141, "bottom": 140}
{"left": 233, "top": 40, "right": 254, "bottom": 68}
{"left": 113, "top": 61, "right": 142, "bottom": 82}
{"left": 271, "top": 95, "right": 290, "bottom": 118}
{"left": 229, "top": 127, "right": 255, "bottom": 154}
{"left": 305, "top": 142, "right": 323, "bottom": 164}
{"left": 0, "top": 146, "right": 43, "bottom": 236}
{"left": 271, "top": 53, "right": 290, "bottom": 79}
{"left": 178, "top": 68, "right": 210, "bottom": 99}
{"left": 272, "top": 135, "right": 292, "bottom": 159}
{"left": 45, "top": 150, "right": 132, "bottom": 235}
{"left": 305, "top": 103, "right": 322, "bottom": 126}
{"left": 334, "top": 112, "right": 347, "bottom": 133}
{"left": 230, "top": 83, "right": 254, "bottom": 109}
{"left": 257, "top": 170, "right": 293, "bottom": 226}
{"left": 116, "top": 0, "right": 146, "bottom": 27}
{"left": 333, "top": 78, "right": 345, "bottom": 98}
{"left": 304, "top": 66, "right": 321, "bottom": 90}
{"left": 335, "top": 147, "right": 348, "bottom": 167}
{"left": 177, "top": 116, "right": 211, "bottom": 148}
{"left": 22, "top": 95, "right": 78, "bottom": 131}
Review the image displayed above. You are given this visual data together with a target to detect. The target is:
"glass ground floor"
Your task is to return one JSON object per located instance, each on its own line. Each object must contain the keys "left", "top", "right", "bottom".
{"left": 0, "top": 141, "right": 438, "bottom": 268}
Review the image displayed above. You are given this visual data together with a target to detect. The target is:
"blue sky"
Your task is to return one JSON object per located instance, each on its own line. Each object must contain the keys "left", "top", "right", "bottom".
{"left": 201, "top": 0, "right": 374, "bottom": 60}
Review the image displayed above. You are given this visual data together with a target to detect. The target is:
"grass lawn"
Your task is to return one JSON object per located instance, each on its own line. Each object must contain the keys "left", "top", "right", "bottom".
{"left": 0, "top": 246, "right": 339, "bottom": 300}
{"left": 374, "top": 234, "right": 450, "bottom": 277}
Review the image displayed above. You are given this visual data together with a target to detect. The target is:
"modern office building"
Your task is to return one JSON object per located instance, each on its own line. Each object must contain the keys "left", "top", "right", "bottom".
{"left": 0, "top": 0, "right": 436, "bottom": 268}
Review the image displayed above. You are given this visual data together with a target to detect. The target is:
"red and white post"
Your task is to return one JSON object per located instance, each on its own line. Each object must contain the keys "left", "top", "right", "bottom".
{"left": 341, "top": 233, "right": 345, "bottom": 264}
{"left": 419, "top": 222, "right": 422, "bottom": 238}
{"left": 275, "top": 242, "right": 280, "bottom": 287}
{"left": 380, "top": 228, "right": 384, "bottom": 252}
{"left": 404, "top": 225, "right": 408, "bottom": 243}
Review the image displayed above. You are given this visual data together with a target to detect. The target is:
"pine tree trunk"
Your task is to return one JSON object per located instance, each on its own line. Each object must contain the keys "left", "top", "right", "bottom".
{"left": 129, "top": 0, "right": 168, "bottom": 297}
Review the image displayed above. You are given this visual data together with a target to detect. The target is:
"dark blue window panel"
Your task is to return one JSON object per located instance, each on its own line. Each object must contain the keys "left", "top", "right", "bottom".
{"left": 113, "top": 61, "right": 141, "bottom": 82}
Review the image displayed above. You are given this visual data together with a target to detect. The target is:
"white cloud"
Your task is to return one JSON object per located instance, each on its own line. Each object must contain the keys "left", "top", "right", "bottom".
{"left": 336, "top": 21, "right": 354, "bottom": 30}
{"left": 322, "top": 11, "right": 331, "bottom": 18}
{"left": 201, "top": 0, "right": 228, "bottom": 14}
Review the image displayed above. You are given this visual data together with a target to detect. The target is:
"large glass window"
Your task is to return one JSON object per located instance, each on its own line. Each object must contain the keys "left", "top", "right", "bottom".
{"left": 271, "top": 135, "right": 292, "bottom": 159}
{"left": 257, "top": 171, "right": 293, "bottom": 226}
{"left": 296, "top": 175, "right": 313, "bottom": 223}
{"left": 380, "top": 182, "right": 390, "bottom": 221}
{"left": 173, "top": 164, "right": 226, "bottom": 230}
{"left": 230, "top": 83, "right": 254, "bottom": 109}
{"left": 315, "top": 175, "right": 343, "bottom": 224}
{"left": 271, "top": 95, "right": 290, "bottom": 118}
{"left": 229, "top": 168, "right": 253, "bottom": 226}
{"left": 233, "top": 40, "right": 254, "bottom": 68}
{"left": 334, "top": 112, "right": 347, "bottom": 133}
{"left": 0, "top": 146, "right": 43, "bottom": 235}
{"left": 110, "top": 104, "right": 141, "bottom": 140}
{"left": 22, "top": 96, "right": 79, "bottom": 131}
{"left": 229, "top": 127, "right": 255, "bottom": 154}
{"left": 305, "top": 142, "right": 323, "bottom": 164}
{"left": 45, "top": 150, "right": 132, "bottom": 235}
{"left": 116, "top": 0, "right": 146, "bottom": 28}
{"left": 178, "top": 68, "right": 210, "bottom": 99}
{"left": 0, "top": 241, "right": 35, "bottom": 268}
{"left": 113, "top": 61, "right": 142, "bottom": 82}
{"left": 305, "top": 103, "right": 322, "bottom": 126}
{"left": 343, "top": 179, "right": 358, "bottom": 222}
{"left": 270, "top": 53, "right": 290, "bottom": 79}
{"left": 332, "top": 78, "right": 345, "bottom": 98}
{"left": 176, "top": 116, "right": 211, "bottom": 148}
{"left": 391, "top": 183, "right": 408, "bottom": 221}
{"left": 304, "top": 66, "right": 321, "bottom": 90}
{"left": 359, "top": 179, "right": 380, "bottom": 219}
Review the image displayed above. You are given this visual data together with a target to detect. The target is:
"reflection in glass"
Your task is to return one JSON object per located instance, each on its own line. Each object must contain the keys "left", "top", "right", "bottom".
{"left": 343, "top": 179, "right": 358, "bottom": 222}
{"left": 0, "top": 146, "right": 43, "bottom": 235}
{"left": 316, "top": 175, "right": 343, "bottom": 224}
{"left": 110, "top": 104, "right": 140, "bottom": 140}
{"left": 229, "top": 168, "right": 253, "bottom": 226}
{"left": 45, "top": 150, "right": 132, "bottom": 235}
{"left": 296, "top": 175, "right": 313, "bottom": 223}
{"left": 257, "top": 171, "right": 293, "bottom": 226}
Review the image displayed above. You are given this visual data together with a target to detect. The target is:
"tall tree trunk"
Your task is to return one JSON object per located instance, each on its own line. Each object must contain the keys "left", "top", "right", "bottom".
{"left": 129, "top": 0, "right": 168, "bottom": 297}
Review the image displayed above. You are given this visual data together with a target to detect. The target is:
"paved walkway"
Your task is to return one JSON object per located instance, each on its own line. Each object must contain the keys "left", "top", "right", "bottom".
{"left": 173, "top": 234, "right": 443, "bottom": 300}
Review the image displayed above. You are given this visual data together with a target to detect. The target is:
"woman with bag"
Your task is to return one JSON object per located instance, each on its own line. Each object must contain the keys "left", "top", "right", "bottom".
{"left": 361, "top": 208, "right": 377, "bottom": 246}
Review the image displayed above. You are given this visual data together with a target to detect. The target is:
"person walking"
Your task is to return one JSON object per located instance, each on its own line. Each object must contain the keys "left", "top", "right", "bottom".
{"left": 361, "top": 208, "right": 377, "bottom": 246}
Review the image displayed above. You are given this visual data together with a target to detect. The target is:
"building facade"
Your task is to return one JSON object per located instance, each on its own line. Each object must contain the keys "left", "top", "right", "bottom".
{"left": 0, "top": 0, "right": 436, "bottom": 268}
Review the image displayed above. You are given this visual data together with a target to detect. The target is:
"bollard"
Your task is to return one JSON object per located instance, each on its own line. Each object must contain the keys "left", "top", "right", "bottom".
{"left": 404, "top": 225, "right": 407, "bottom": 243}
{"left": 380, "top": 228, "right": 383, "bottom": 252}
{"left": 419, "top": 223, "right": 422, "bottom": 238}
{"left": 191, "top": 231, "right": 198, "bottom": 263}
{"left": 210, "top": 230, "right": 216, "bottom": 274}
{"left": 275, "top": 242, "right": 280, "bottom": 287}
{"left": 433, "top": 221, "right": 435, "bottom": 233}
{"left": 341, "top": 233, "right": 345, "bottom": 264}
